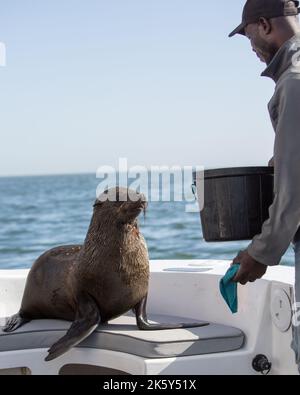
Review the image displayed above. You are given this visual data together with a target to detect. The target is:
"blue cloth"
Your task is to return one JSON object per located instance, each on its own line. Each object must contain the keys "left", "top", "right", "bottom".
{"left": 219, "top": 265, "right": 240, "bottom": 314}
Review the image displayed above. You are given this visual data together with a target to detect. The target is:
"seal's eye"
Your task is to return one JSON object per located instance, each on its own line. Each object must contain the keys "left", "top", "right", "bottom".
{"left": 93, "top": 201, "right": 104, "bottom": 208}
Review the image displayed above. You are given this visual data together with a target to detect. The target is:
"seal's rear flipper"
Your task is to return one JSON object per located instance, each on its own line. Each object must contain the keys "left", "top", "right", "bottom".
{"left": 45, "top": 294, "right": 100, "bottom": 362}
{"left": 3, "top": 313, "right": 30, "bottom": 333}
{"left": 134, "top": 295, "right": 209, "bottom": 331}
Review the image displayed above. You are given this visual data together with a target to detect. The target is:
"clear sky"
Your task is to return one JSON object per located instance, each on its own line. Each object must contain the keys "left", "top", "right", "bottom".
{"left": 0, "top": 0, "right": 276, "bottom": 176}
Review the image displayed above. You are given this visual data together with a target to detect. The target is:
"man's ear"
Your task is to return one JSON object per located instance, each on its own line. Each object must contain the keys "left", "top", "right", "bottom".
{"left": 258, "top": 17, "right": 272, "bottom": 35}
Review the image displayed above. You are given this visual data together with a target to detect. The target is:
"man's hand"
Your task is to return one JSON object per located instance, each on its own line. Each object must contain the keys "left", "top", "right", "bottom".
{"left": 231, "top": 250, "right": 267, "bottom": 285}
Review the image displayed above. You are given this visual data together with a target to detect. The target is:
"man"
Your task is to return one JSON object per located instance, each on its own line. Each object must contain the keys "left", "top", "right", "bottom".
{"left": 229, "top": 0, "right": 300, "bottom": 368}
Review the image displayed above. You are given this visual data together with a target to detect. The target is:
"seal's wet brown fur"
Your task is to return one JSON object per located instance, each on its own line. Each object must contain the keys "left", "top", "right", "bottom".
{"left": 4, "top": 187, "right": 206, "bottom": 361}
{"left": 4, "top": 188, "right": 148, "bottom": 348}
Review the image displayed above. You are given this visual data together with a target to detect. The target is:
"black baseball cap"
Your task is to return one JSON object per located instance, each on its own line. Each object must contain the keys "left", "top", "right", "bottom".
{"left": 229, "top": 0, "right": 300, "bottom": 37}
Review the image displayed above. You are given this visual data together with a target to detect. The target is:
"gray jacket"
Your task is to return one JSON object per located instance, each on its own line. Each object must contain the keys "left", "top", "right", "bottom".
{"left": 247, "top": 33, "right": 300, "bottom": 266}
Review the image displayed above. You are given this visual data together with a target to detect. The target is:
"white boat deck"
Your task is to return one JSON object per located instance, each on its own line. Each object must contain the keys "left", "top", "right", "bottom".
{"left": 0, "top": 260, "right": 297, "bottom": 375}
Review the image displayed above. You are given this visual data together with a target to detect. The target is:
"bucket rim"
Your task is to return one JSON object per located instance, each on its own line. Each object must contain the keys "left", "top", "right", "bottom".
{"left": 193, "top": 166, "right": 274, "bottom": 181}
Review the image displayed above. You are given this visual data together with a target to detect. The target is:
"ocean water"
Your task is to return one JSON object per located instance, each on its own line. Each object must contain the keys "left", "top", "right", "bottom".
{"left": 0, "top": 173, "right": 294, "bottom": 269}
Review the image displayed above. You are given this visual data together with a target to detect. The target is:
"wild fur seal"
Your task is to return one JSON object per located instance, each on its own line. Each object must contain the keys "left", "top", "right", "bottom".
{"left": 4, "top": 187, "right": 208, "bottom": 361}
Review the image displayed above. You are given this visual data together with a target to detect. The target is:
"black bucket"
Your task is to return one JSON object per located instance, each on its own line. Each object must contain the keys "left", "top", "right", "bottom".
{"left": 193, "top": 167, "right": 274, "bottom": 242}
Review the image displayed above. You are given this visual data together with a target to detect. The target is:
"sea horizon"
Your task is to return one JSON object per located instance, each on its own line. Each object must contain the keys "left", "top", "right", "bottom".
{"left": 0, "top": 173, "right": 295, "bottom": 269}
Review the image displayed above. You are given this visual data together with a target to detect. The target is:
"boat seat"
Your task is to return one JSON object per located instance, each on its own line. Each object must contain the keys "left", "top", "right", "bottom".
{"left": 0, "top": 314, "right": 245, "bottom": 359}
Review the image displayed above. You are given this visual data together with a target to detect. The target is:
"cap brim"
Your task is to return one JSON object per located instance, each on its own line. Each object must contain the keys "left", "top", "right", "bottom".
{"left": 228, "top": 22, "right": 246, "bottom": 38}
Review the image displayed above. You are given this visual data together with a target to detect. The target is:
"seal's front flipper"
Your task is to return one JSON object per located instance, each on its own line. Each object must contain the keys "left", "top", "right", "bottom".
{"left": 45, "top": 294, "right": 100, "bottom": 362}
{"left": 135, "top": 295, "right": 209, "bottom": 331}
{"left": 3, "top": 313, "right": 30, "bottom": 333}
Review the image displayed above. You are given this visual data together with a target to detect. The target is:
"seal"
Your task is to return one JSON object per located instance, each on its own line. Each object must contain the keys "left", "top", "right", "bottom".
{"left": 4, "top": 187, "right": 208, "bottom": 361}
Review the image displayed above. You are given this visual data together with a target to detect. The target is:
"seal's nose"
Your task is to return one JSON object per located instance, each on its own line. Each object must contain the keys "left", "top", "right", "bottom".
{"left": 131, "top": 196, "right": 146, "bottom": 208}
{"left": 125, "top": 194, "right": 147, "bottom": 217}
{"left": 139, "top": 193, "right": 147, "bottom": 204}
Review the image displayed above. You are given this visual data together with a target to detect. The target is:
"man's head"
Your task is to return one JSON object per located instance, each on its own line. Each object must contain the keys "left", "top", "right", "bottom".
{"left": 230, "top": 0, "right": 300, "bottom": 64}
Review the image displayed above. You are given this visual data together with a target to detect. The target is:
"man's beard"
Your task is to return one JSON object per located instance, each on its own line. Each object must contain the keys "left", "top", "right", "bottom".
{"left": 255, "top": 41, "right": 279, "bottom": 65}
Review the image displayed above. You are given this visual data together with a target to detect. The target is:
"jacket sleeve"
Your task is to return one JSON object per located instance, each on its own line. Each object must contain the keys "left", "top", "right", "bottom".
{"left": 247, "top": 77, "right": 300, "bottom": 266}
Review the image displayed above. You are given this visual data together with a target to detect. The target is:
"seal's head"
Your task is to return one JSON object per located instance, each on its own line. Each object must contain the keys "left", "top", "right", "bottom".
{"left": 94, "top": 187, "right": 147, "bottom": 224}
